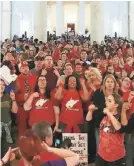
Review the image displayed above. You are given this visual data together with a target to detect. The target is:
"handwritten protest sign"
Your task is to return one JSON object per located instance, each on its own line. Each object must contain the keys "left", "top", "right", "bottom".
{"left": 63, "top": 133, "right": 88, "bottom": 165}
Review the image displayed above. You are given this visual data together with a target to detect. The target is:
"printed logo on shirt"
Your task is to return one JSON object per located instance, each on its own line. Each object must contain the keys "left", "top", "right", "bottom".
{"left": 100, "top": 116, "right": 120, "bottom": 133}
{"left": 35, "top": 99, "right": 48, "bottom": 109}
{"left": 65, "top": 98, "right": 79, "bottom": 111}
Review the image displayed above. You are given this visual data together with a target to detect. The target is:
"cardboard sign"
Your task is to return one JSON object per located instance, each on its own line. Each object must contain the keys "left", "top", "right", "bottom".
{"left": 63, "top": 133, "right": 88, "bottom": 164}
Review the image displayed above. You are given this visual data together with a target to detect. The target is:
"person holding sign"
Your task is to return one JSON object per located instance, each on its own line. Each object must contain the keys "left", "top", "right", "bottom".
{"left": 86, "top": 93, "right": 126, "bottom": 166}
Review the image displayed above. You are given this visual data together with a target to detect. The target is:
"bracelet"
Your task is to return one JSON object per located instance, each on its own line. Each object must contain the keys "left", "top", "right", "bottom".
{"left": 1, "top": 159, "right": 5, "bottom": 165}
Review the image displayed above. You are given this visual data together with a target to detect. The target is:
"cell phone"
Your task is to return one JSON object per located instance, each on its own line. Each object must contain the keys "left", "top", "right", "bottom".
{"left": 53, "top": 131, "right": 62, "bottom": 148}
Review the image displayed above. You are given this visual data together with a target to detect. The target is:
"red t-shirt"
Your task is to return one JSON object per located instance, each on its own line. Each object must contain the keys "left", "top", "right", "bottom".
{"left": 122, "top": 90, "right": 134, "bottom": 119}
{"left": 52, "top": 48, "right": 60, "bottom": 62}
{"left": 124, "top": 63, "right": 133, "bottom": 76}
{"left": 68, "top": 48, "right": 80, "bottom": 61}
{"left": 99, "top": 66, "right": 106, "bottom": 75}
{"left": 113, "top": 64, "right": 122, "bottom": 74}
{"left": 98, "top": 116, "right": 125, "bottom": 162}
{"left": 29, "top": 94, "right": 55, "bottom": 127}
{"left": 122, "top": 90, "right": 130, "bottom": 101}
{"left": 51, "top": 88, "right": 61, "bottom": 106}
{"left": 19, "top": 152, "right": 61, "bottom": 166}
{"left": 60, "top": 89, "right": 84, "bottom": 132}
{"left": 16, "top": 73, "right": 37, "bottom": 105}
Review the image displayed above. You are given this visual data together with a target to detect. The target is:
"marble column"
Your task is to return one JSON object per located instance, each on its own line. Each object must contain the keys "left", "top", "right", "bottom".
{"left": 129, "top": 1, "right": 134, "bottom": 40}
{"left": 78, "top": 1, "right": 85, "bottom": 35}
{"left": 90, "top": 1, "right": 104, "bottom": 44}
{"left": 1, "top": 1, "right": 11, "bottom": 41}
{"left": 34, "top": 1, "right": 47, "bottom": 42}
{"left": 56, "top": 1, "right": 64, "bottom": 36}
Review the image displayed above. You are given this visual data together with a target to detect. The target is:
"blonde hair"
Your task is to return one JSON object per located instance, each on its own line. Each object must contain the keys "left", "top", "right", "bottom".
{"left": 89, "top": 67, "right": 102, "bottom": 82}
{"left": 102, "top": 74, "right": 118, "bottom": 94}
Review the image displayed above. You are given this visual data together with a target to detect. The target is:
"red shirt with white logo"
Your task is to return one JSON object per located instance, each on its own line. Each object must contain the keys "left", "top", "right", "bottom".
{"left": 98, "top": 116, "right": 125, "bottom": 162}
{"left": 29, "top": 94, "right": 55, "bottom": 127}
{"left": 60, "top": 89, "right": 84, "bottom": 133}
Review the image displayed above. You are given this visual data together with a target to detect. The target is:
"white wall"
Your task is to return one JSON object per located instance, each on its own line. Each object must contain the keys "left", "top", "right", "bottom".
{"left": 103, "top": 1, "right": 128, "bottom": 38}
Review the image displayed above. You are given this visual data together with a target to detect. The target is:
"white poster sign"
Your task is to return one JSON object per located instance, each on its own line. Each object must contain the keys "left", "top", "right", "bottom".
{"left": 63, "top": 133, "right": 88, "bottom": 165}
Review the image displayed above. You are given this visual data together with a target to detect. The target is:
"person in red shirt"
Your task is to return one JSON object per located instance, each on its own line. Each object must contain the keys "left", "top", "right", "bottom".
{"left": 52, "top": 45, "right": 61, "bottom": 62}
{"left": 68, "top": 45, "right": 80, "bottom": 62}
{"left": 54, "top": 75, "right": 89, "bottom": 133}
{"left": 15, "top": 61, "right": 37, "bottom": 137}
{"left": 23, "top": 76, "right": 55, "bottom": 128}
{"left": 60, "top": 52, "right": 68, "bottom": 66}
{"left": 63, "top": 63, "right": 73, "bottom": 76}
{"left": 54, "top": 59, "right": 63, "bottom": 75}
{"left": 120, "top": 77, "right": 131, "bottom": 100}
{"left": 96, "top": 57, "right": 106, "bottom": 75}
{"left": 112, "top": 56, "right": 122, "bottom": 75}
{"left": 104, "top": 50, "right": 111, "bottom": 63}
{"left": 124, "top": 57, "right": 134, "bottom": 76}
{"left": 86, "top": 93, "right": 126, "bottom": 166}
{"left": 117, "top": 47, "right": 123, "bottom": 58}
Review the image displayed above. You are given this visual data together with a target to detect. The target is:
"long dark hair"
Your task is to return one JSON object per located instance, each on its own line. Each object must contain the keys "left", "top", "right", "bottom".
{"left": 64, "top": 75, "right": 81, "bottom": 91}
{"left": 34, "top": 75, "right": 50, "bottom": 99}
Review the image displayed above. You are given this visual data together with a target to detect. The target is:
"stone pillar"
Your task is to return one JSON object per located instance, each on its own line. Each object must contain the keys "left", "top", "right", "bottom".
{"left": 56, "top": 1, "right": 64, "bottom": 36}
{"left": 1, "top": 1, "right": 11, "bottom": 41}
{"left": 90, "top": 1, "right": 104, "bottom": 44}
{"left": 129, "top": 1, "right": 134, "bottom": 40}
{"left": 78, "top": 1, "right": 85, "bottom": 35}
{"left": 34, "top": 1, "right": 47, "bottom": 42}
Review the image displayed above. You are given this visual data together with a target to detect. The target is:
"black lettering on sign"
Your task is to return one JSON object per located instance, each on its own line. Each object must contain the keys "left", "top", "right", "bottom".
{"left": 78, "top": 134, "right": 85, "bottom": 141}
{"left": 71, "top": 142, "right": 77, "bottom": 147}
{"left": 71, "top": 149, "right": 83, "bottom": 154}
{"left": 63, "top": 136, "right": 75, "bottom": 140}
{"left": 78, "top": 141, "right": 86, "bottom": 148}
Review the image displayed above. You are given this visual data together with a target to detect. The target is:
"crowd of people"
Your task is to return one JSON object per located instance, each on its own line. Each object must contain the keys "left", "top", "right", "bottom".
{"left": 0, "top": 34, "right": 134, "bottom": 166}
